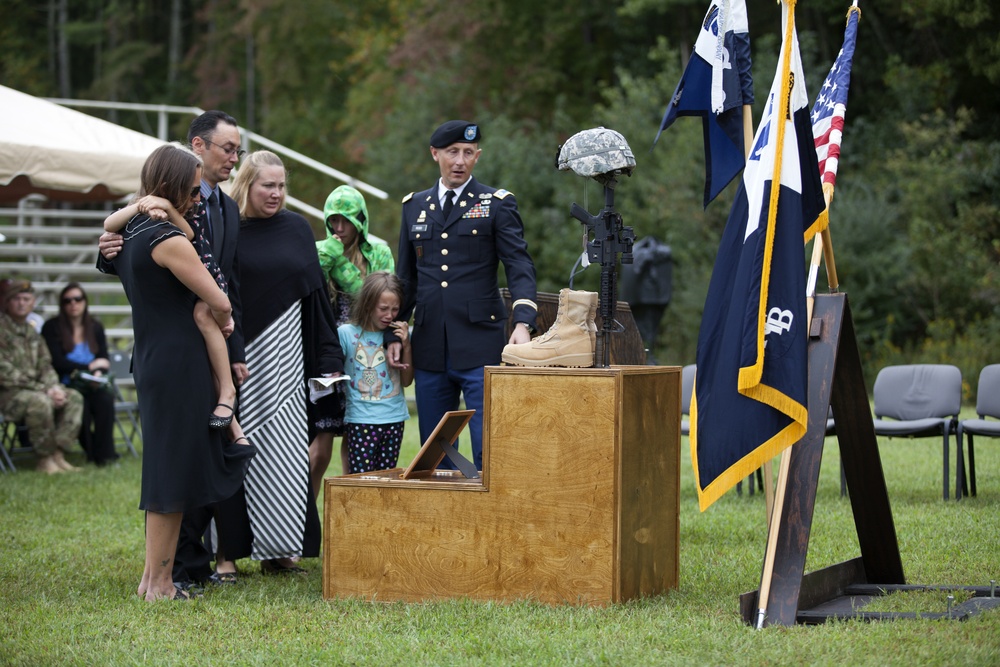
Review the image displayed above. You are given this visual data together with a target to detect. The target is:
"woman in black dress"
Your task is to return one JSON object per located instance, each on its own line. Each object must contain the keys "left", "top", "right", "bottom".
{"left": 113, "top": 144, "right": 254, "bottom": 601}
{"left": 41, "top": 283, "right": 117, "bottom": 466}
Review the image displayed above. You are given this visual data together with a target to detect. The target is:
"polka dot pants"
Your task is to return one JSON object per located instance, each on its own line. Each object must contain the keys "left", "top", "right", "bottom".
{"left": 346, "top": 422, "right": 405, "bottom": 474}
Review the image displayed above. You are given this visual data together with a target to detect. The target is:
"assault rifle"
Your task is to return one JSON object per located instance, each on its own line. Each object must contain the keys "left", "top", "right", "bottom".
{"left": 569, "top": 176, "right": 635, "bottom": 367}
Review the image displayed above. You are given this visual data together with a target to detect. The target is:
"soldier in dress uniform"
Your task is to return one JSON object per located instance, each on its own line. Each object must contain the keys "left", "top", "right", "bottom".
{"left": 390, "top": 120, "right": 538, "bottom": 470}
{"left": 0, "top": 280, "right": 84, "bottom": 473}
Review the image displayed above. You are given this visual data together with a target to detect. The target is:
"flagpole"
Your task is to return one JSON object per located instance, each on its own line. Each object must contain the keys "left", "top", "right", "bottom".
{"left": 743, "top": 105, "right": 754, "bottom": 157}
{"left": 763, "top": 148, "right": 837, "bottom": 636}
{"left": 757, "top": 0, "right": 859, "bottom": 629}
{"left": 754, "top": 0, "right": 798, "bottom": 630}
{"left": 743, "top": 102, "right": 777, "bottom": 524}
{"left": 806, "top": 189, "right": 839, "bottom": 320}
{"left": 820, "top": 205, "right": 839, "bottom": 291}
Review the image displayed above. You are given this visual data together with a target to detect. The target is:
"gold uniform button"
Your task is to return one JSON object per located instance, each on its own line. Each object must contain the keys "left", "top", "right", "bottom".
{"left": 416, "top": 234, "right": 421, "bottom": 239}
{"left": 490, "top": 315, "right": 496, "bottom": 321}
{"left": 441, "top": 249, "right": 448, "bottom": 256}
{"left": 441, "top": 232, "right": 449, "bottom": 239}
{"left": 472, "top": 229, "right": 478, "bottom": 235}
{"left": 441, "top": 281, "right": 448, "bottom": 288}
{"left": 441, "top": 265, "right": 449, "bottom": 271}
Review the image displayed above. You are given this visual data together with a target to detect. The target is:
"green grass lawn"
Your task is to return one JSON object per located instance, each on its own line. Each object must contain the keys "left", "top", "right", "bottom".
{"left": 2, "top": 404, "right": 999, "bottom": 666}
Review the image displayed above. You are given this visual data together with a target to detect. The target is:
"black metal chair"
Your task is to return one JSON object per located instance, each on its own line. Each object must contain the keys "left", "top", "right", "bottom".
{"left": 680, "top": 364, "right": 695, "bottom": 437}
{"left": 0, "top": 413, "right": 12, "bottom": 472}
{"left": 1, "top": 415, "right": 34, "bottom": 472}
{"left": 108, "top": 351, "right": 141, "bottom": 457}
{"left": 872, "top": 364, "right": 962, "bottom": 500}
{"left": 956, "top": 364, "right": 1000, "bottom": 498}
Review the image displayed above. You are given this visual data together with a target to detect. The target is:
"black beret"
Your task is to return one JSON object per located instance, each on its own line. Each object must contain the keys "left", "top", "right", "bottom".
{"left": 430, "top": 120, "right": 481, "bottom": 148}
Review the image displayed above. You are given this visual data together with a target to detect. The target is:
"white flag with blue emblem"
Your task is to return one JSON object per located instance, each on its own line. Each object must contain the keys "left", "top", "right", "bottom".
{"left": 654, "top": 0, "right": 754, "bottom": 208}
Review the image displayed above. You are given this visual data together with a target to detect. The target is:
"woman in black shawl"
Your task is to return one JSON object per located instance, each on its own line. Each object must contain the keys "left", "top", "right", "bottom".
{"left": 213, "top": 150, "right": 343, "bottom": 576}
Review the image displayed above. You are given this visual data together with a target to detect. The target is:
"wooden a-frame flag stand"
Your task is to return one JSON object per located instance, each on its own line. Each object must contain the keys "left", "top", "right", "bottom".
{"left": 740, "top": 291, "right": 902, "bottom": 624}
{"left": 739, "top": 292, "right": 1000, "bottom": 625}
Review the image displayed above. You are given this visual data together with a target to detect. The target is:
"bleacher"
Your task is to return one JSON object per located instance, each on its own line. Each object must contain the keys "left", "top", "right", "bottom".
{"left": 1, "top": 96, "right": 391, "bottom": 351}
{"left": 0, "top": 198, "right": 134, "bottom": 347}
{"left": 1, "top": 93, "right": 396, "bottom": 467}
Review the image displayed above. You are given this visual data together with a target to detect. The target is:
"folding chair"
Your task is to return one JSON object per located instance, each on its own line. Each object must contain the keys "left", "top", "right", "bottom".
{"left": 1, "top": 415, "right": 34, "bottom": 472}
{"left": 872, "top": 364, "right": 962, "bottom": 500}
{"left": 956, "top": 364, "right": 1000, "bottom": 498}
{"left": 0, "top": 414, "right": 12, "bottom": 472}
{"left": 108, "top": 351, "right": 141, "bottom": 457}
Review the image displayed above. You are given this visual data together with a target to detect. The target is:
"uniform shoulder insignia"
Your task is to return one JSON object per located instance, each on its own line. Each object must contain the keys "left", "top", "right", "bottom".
{"left": 402, "top": 192, "right": 414, "bottom": 203}
{"left": 494, "top": 189, "right": 513, "bottom": 199}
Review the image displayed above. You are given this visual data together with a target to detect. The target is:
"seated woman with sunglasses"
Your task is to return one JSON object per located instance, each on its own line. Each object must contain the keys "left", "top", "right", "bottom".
{"left": 104, "top": 178, "right": 241, "bottom": 438}
{"left": 40, "top": 283, "right": 117, "bottom": 466}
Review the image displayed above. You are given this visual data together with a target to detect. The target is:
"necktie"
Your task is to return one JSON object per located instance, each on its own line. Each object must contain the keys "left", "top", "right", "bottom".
{"left": 442, "top": 190, "right": 455, "bottom": 220}
{"left": 206, "top": 190, "right": 221, "bottom": 249}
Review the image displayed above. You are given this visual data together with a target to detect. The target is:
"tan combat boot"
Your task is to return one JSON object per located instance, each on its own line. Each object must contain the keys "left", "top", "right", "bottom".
{"left": 501, "top": 288, "right": 597, "bottom": 367}
{"left": 52, "top": 448, "right": 81, "bottom": 472}
{"left": 585, "top": 290, "right": 598, "bottom": 349}
{"left": 36, "top": 455, "right": 63, "bottom": 474}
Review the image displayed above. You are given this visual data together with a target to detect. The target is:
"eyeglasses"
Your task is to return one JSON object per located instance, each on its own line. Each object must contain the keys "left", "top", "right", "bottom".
{"left": 191, "top": 186, "right": 202, "bottom": 199}
{"left": 204, "top": 139, "right": 247, "bottom": 159}
{"left": 62, "top": 296, "right": 85, "bottom": 304}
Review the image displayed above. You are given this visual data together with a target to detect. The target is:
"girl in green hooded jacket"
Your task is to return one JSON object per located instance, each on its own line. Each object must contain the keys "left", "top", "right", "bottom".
{"left": 309, "top": 185, "right": 395, "bottom": 495}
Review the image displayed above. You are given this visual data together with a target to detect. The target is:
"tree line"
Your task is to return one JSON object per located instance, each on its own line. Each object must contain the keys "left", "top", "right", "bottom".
{"left": 3, "top": 0, "right": 998, "bottom": 390}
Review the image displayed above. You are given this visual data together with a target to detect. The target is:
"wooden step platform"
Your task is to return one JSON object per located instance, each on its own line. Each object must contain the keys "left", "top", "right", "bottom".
{"left": 323, "top": 365, "right": 681, "bottom": 606}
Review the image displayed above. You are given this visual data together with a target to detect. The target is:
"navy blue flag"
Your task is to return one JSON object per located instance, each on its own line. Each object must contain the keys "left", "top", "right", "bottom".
{"left": 654, "top": 0, "right": 754, "bottom": 207}
{"left": 690, "top": 2, "right": 825, "bottom": 510}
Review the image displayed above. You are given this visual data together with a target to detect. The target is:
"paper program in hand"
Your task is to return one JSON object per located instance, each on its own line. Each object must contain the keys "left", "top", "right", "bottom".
{"left": 308, "top": 376, "right": 350, "bottom": 403}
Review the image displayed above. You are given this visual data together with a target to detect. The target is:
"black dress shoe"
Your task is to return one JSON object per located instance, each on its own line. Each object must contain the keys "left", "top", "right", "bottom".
{"left": 260, "top": 559, "right": 307, "bottom": 575}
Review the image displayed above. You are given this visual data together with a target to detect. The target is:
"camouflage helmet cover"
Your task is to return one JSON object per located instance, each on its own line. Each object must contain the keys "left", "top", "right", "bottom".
{"left": 557, "top": 127, "right": 636, "bottom": 184}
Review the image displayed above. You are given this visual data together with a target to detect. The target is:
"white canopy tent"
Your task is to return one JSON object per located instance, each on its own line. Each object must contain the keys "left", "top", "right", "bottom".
{"left": 0, "top": 85, "right": 164, "bottom": 204}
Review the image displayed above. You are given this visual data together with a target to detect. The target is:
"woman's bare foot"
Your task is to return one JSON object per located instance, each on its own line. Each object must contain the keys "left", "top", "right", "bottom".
{"left": 137, "top": 568, "right": 150, "bottom": 598}
{"left": 144, "top": 584, "right": 185, "bottom": 601}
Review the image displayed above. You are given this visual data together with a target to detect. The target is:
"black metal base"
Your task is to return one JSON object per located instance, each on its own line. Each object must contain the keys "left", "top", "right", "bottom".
{"left": 741, "top": 557, "right": 1000, "bottom": 625}
{"left": 798, "top": 584, "right": 1000, "bottom": 624}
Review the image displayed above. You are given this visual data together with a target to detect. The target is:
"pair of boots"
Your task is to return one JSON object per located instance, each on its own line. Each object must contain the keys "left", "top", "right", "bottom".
{"left": 502, "top": 289, "right": 598, "bottom": 368}
{"left": 36, "top": 449, "right": 81, "bottom": 474}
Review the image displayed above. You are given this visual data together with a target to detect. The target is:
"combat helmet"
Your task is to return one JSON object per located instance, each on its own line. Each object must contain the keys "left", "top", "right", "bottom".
{"left": 556, "top": 127, "right": 636, "bottom": 186}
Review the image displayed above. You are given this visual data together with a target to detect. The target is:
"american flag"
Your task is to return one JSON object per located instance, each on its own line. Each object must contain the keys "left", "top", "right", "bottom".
{"left": 811, "top": 5, "right": 861, "bottom": 189}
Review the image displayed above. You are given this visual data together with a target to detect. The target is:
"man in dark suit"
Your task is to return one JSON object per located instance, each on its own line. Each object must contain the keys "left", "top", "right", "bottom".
{"left": 98, "top": 110, "right": 247, "bottom": 591}
{"left": 391, "top": 120, "right": 537, "bottom": 471}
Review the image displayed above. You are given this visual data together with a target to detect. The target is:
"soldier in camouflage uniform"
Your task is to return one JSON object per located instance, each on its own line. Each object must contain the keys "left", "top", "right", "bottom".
{"left": 0, "top": 280, "right": 84, "bottom": 474}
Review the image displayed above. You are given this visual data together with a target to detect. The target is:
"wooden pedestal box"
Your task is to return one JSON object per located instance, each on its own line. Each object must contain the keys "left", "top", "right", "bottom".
{"left": 323, "top": 365, "right": 681, "bottom": 606}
